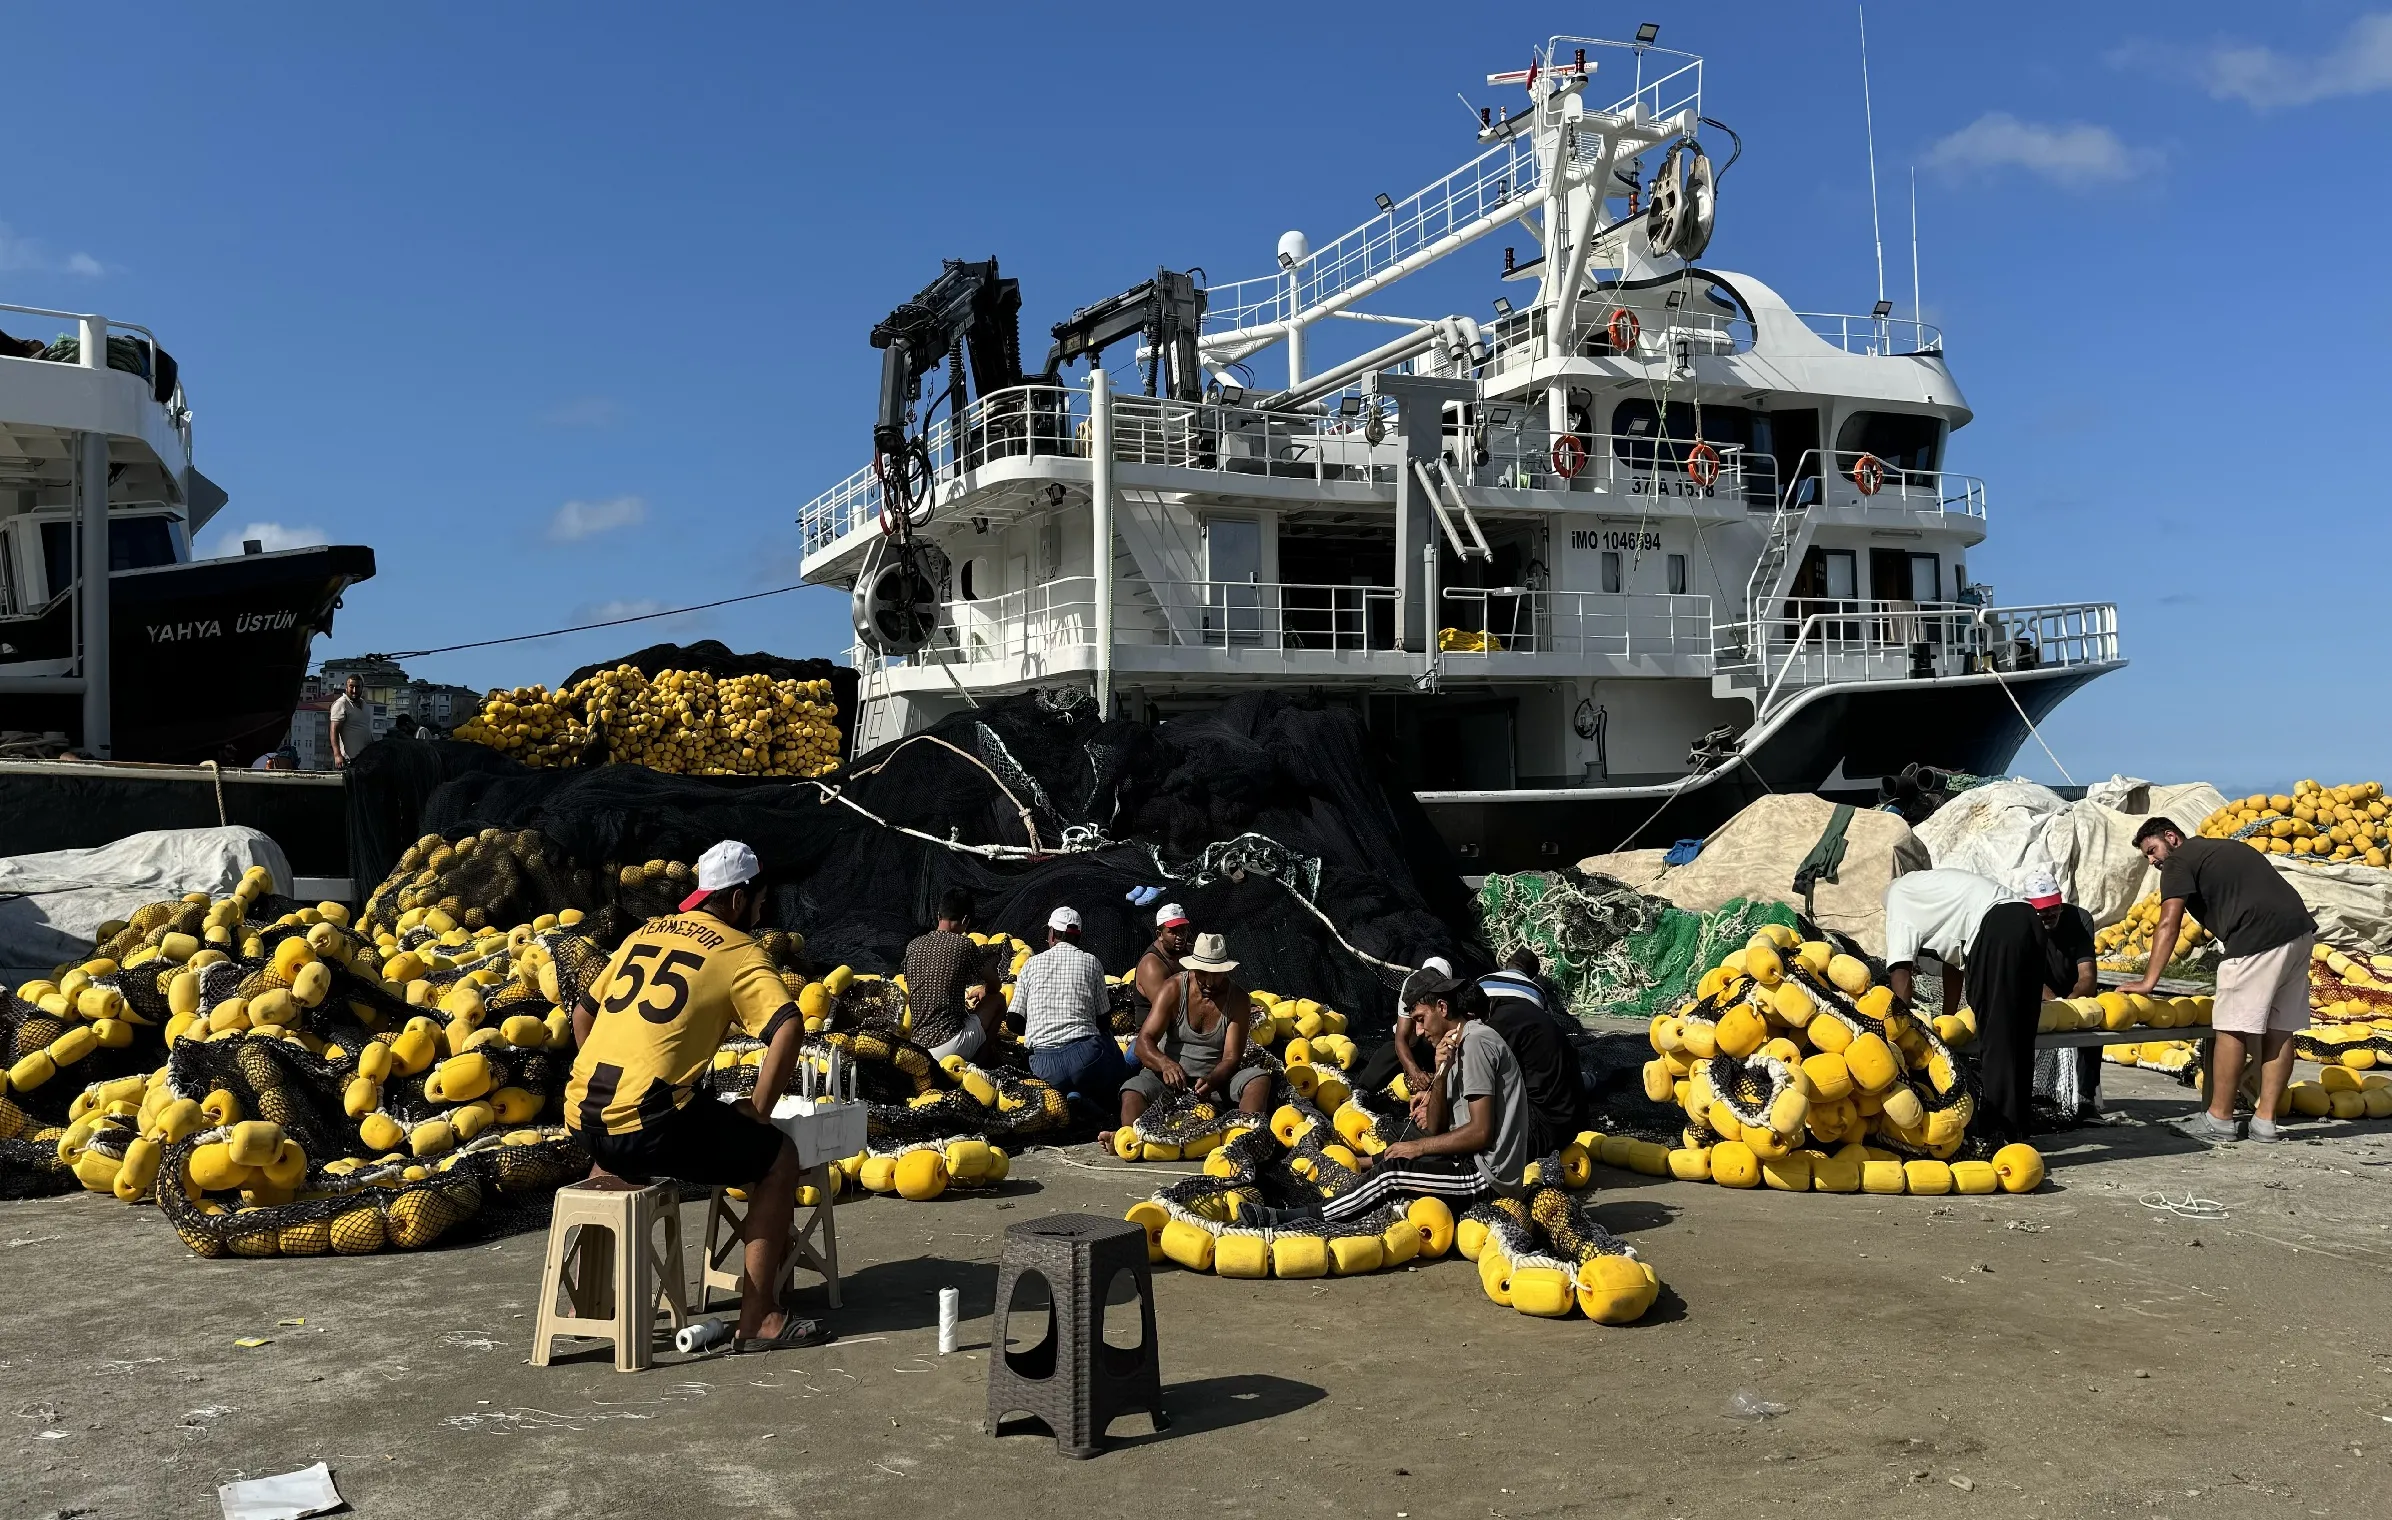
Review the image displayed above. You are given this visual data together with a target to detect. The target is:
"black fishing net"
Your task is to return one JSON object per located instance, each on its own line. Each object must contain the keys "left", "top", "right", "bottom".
{"left": 390, "top": 690, "right": 1475, "bottom": 1037}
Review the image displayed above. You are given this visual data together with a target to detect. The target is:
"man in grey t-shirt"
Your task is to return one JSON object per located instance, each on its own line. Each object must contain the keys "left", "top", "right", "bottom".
{"left": 1324, "top": 969, "right": 1532, "bottom": 1223}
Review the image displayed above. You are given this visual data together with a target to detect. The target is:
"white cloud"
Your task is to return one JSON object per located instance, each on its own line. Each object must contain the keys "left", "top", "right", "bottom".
{"left": 0, "top": 221, "right": 105, "bottom": 278}
{"left": 200, "top": 520, "right": 328, "bottom": 558}
{"left": 576, "top": 597, "right": 665, "bottom": 622}
{"left": 540, "top": 396, "right": 627, "bottom": 428}
{"left": 1925, "top": 113, "right": 2157, "bottom": 188}
{"left": 547, "top": 494, "right": 646, "bottom": 543}
{"left": 2198, "top": 13, "right": 2392, "bottom": 109}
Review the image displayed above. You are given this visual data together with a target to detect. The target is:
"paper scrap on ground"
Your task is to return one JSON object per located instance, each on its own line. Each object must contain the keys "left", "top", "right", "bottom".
{"left": 218, "top": 1461, "right": 344, "bottom": 1520}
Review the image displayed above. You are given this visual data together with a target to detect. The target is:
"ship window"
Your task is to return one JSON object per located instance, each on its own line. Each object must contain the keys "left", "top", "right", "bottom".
{"left": 1908, "top": 552, "right": 1942, "bottom": 602}
{"left": 41, "top": 521, "right": 69, "bottom": 602}
{"left": 111, "top": 516, "right": 177, "bottom": 571}
{"left": 1834, "top": 410, "right": 1941, "bottom": 473}
{"left": 1666, "top": 553, "right": 1688, "bottom": 595}
{"left": 1600, "top": 551, "right": 1622, "bottom": 594}
{"left": 1824, "top": 550, "right": 1857, "bottom": 600}
{"left": 958, "top": 557, "right": 981, "bottom": 600}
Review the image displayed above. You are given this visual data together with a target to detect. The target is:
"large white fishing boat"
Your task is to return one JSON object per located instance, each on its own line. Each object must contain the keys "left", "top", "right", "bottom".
{"left": 796, "top": 31, "right": 2122, "bottom": 870}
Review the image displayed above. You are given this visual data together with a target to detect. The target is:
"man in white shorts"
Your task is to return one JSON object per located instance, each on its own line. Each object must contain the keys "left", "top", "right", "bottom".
{"left": 2127, "top": 818, "right": 2317, "bottom": 1142}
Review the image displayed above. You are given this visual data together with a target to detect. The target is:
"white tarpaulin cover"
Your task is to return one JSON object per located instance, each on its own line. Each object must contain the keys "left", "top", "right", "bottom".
{"left": 0, "top": 827, "right": 292, "bottom": 969}
{"left": 2275, "top": 860, "right": 2392, "bottom": 956}
{"left": 1914, "top": 775, "right": 2230, "bottom": 929}
{"left": 1580, "top": 793, "right": 1931, "bottom": 956}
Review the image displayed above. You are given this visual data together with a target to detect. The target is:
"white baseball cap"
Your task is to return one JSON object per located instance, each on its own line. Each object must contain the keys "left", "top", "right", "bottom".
{"left": 1156, "top": 902, "right": 1190, "bottom": 930}
{"left": 1047, "top": 906, "right": 1082, "bottom": 933}
{"left": 2022, "top": 870, "right": 2064, "bottom": 910}
{"left": 682, "top": 840, "right": 761, "bottom": 911}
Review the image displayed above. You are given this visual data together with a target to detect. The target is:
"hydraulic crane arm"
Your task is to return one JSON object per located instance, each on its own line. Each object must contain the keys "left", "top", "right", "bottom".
{"left": 869, "top": 257, "right": 1025, "bottom": 456}
{"left": 1044, "top": 267, "right": 1207, "bottom": 401}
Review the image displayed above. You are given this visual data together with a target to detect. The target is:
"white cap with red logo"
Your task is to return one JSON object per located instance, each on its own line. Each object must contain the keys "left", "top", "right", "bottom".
{"left": 681, "top": 840, "right": 761, "bottom": 912}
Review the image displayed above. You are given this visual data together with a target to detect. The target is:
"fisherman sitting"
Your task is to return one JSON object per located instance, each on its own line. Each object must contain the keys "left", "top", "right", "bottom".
{"left": 1132, "top": 901, "right": 1195, "bottom": 1005}
{"left": 1119, "top": 931, "right": 1269, "bottom": 1137}
{"left": 1014, "top": 906, "right": 1127, "bottom": 1128}
{"left": 902, "top": 887, "right": 997, "bottom": 1062}
{"left": 564, "top": 840, "right": 828, "bottom": 1352}
{"left": 1324, "top": 968, "right": 1533, "bottom": 1225}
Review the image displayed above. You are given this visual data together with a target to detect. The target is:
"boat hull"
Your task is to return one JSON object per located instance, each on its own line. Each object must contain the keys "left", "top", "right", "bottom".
{"left": 0, "top": 544, "right": 375, "bottom": 763}
{"left": 1419, "top": 661, "right": 2117, "bottom": 871}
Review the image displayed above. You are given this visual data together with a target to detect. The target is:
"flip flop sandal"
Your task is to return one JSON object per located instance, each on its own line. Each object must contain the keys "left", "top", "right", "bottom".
{"left": 734, "top": 1317, "right": 833, "bottom": 1354}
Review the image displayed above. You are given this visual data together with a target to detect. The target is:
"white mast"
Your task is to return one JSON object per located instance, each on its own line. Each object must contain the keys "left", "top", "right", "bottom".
{"left": 1859, "top": 6, "right": 1885, "bottom": 312}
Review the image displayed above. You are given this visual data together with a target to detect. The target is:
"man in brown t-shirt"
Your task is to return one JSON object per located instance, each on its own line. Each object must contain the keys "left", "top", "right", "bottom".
{"left": 902, "top": 888, "right": 997, "bottom": 1060}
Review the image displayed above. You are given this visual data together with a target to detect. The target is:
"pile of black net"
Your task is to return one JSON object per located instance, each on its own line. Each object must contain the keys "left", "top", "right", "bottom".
{"left": 361, "top": 688, "right": 1479, "bottom": 1035}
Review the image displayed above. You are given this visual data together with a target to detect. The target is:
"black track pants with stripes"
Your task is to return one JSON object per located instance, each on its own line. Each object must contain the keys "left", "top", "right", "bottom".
{"left": 1322, "top": 1153, "right": 1491, "bottom": 1223}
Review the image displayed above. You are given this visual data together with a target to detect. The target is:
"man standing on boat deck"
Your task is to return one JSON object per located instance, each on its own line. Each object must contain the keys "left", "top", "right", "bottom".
{"left": 2127, "top": 817, "right": 2316, "bottom": 1143}
{"left": 329, "top": 675, "right": 373, "bottom": 769}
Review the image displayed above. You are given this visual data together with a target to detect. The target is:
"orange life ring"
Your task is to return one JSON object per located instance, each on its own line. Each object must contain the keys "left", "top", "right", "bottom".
{"left": 1849, "top": 452, "right": 1885, "bottom": 496}
{"left": 1551, "top": 434, "right": 1585, "bottom": 479}
{"left": 1685, "top": 440, "right": 1721, "bottom": 488}
{"left": 1606, "top": 307, "right": 1640, "bottom": 354}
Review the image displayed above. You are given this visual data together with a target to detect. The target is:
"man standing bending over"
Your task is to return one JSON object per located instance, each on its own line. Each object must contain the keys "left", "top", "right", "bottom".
{"left": 2127, "top": 818, "right": 2316, "bottom": 1143}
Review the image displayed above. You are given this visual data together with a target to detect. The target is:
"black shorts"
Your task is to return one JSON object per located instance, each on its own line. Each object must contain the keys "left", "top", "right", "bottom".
{"left": 579, "top": 1096, "right": 785, "bottom": 1189}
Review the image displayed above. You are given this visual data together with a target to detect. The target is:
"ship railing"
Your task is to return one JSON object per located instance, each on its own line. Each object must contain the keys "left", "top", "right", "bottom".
{"left": 1438, "top": 588, "right": 1713, "bottom": 663}
{"left": 798, "top": 383, "right": 1092, "bottom": 553}
{"left": 1473, "top": 427, "right": 1779, "bottom": 507}
{"left": 1778, "top": 449, "right": 1984, "bottom": 518}
{"left": 0, "top": 300, "right": 189, "bottom": 456}
{"left": 1716, "top": 599, "right": 2119, "bottom": 716}
{"left": 873, "top": 575, "right": 1409, "bottom": 676}
{"left": 1796, "top": 311, "right": 1944, "bottom": 356}
{"left": 1110, "top": 394, "right": 1402, "bottom": 487}
{"left": 1200, "top": 132, "right": 1546, "bottom": 341}
{"left": 1540, "top": 36, "right": 1706, "bottom": 125}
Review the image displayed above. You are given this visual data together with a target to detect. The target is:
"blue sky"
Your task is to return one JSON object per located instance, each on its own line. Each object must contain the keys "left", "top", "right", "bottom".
{"left": 6, "top": 3, "right": 2387, "bottom": 793}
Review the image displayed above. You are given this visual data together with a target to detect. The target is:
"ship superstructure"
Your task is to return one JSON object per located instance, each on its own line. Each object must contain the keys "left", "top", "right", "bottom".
{"left": 796, "top": 33, "right": 2121, "bottom": 867}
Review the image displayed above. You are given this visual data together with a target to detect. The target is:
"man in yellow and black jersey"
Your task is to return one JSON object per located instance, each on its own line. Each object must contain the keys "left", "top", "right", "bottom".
{"left": 566, "top": 840, "right": 826, "bottom": 1351}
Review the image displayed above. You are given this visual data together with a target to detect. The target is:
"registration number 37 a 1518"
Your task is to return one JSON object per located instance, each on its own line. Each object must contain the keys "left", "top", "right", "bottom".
{"left": 1629, "top": 475, "right": 1715, "bottom": 499}
{"left": 603, "top": 945, "right": 707, "bottom": 1023}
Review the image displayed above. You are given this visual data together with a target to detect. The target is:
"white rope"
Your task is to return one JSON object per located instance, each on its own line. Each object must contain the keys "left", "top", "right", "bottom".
{"left": 2139, "top": 1189, "right": 2226, "bottom": 1220}
{"left": 199, "top": 759, "right": 226, "bottom": 826}
{"left": 1985, "top": 660, "right": 2076, "bottom": 785}
{"left": 837, "top": 731, "right": 1042, "bottom": 850}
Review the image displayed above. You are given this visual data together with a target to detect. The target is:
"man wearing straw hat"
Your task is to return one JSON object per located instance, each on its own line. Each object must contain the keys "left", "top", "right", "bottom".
{"left": 1117, "top": 931, "right": 1269, "bottom": 1140}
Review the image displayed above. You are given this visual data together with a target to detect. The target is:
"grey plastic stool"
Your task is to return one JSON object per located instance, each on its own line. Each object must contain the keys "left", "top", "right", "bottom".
{"left": 985, "top": 1213, "right": 1166, "bottom": 1457}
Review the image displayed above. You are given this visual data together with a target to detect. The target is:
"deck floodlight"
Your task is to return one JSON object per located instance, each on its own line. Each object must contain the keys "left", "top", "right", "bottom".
{"left": 1635, "top": 22, "right": 1659, "bottom": 44}
{"left": 1220, "top": 384, "right": 1245, "bottom": 405}
{"left": 1338, "top": 395, "right": 1363, "bottom": 417}
{"left": 1277, "top": 250, "right": 1296, "bottom": 271}
{"left": 1488, "top": 404, "right": 1514, "bottom": 426}
{"left": 1872, "top": 299, "right": 1894, "bottom": 318}
{"left": 972, "top": 515, "right": 990, "bottom": 534}
{"left": 1665, "top": 289, "right": 1685, "bottom": 308}
{"left": 1375, "top": 192, "right": 1395, "bottom": 213}
{"left": 1492, "top": 296, "right": 1513, "bottom": 316}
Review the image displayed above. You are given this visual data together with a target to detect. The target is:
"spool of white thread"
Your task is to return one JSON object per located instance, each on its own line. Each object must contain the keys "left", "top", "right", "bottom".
{"left": 675, "top": 1319, "right": 732, "bottom": 1354}
{"left": 937, "top": 1287, "right": 960, "bottom": 1354}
